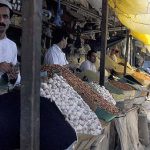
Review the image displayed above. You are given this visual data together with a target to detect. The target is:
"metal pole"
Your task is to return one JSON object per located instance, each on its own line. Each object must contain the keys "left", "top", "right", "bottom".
{"left": 124, "top": 30, "right": 130, "bottom": 76}
{"left": 20, "top": 0, "right": 42, "bottom": 150}
{"left": 100, "top": 0, "right": 109, "bottom": 86}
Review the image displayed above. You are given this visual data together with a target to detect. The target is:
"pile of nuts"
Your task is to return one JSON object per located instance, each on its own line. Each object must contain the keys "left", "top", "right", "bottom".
{"left": 40, "top": 74, "right": 102, "bottom": 135}
{"left": 41, "top": 65, "right": 119, "bottom": 114}
{"left": 109, "top": 80, "right": 135, "bottom": 91}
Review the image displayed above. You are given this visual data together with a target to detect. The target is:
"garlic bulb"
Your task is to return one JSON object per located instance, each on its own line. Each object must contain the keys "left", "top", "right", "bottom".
{"left": 89, "top": 82, "right": 116, "bottom": 105}
{"left": 40, "top": 74, "right": 102, "bottom": 135}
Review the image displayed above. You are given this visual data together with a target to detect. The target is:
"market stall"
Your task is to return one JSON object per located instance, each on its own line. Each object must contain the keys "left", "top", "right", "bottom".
{"left": 40, "top": 64, "right": 150, "bottom": 149}
{"left": 40, "top": 64, "right": 117, "bottom": 149}
{"left": 1, "top": 0, "right": 150, "bottom": 149}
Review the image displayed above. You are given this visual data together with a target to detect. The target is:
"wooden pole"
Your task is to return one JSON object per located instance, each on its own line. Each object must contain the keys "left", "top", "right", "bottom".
{"left": 132, "top": 39, "right": 136, "bottom": 66}
{"left": 130, "top": 36, "right": 132, "bottom": 65}
{"left": 100, "top": 0, "right": 108, "bottom": 86}
{"left": 20, "top": 0, "right": 42, "bottom": 150}
{"left": 124, "top": 30, "right": 130, "bottom": 76}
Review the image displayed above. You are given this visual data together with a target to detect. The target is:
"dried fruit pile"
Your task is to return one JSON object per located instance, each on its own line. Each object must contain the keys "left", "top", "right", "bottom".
{"left": 41, "top": 65, "right": 119, "bottom": 114}
{"left": 109, "top": 80, "right": 135, "bottom": 91}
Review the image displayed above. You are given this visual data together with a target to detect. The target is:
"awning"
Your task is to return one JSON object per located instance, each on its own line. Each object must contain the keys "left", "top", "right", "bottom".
{"left": 109, "top": 0, "right": 150, "bottom": 50}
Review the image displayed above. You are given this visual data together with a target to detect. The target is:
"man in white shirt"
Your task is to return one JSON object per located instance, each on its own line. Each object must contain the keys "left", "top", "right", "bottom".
{"left": 0, "top": 0, "right": 19, "bottom": 84}
{"left": 80, "top": 50, "right": 97, "bottom": 72}
{"left": 44, "top": 28, "right": 69, "bottom": 66}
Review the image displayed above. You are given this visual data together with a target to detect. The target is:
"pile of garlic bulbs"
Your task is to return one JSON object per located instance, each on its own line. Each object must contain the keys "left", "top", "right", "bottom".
{"left": 40, "top": 74, "right": 102, "bottom": 135}
{"left": 89, "top": 82, "right": 116, "bottom": 105}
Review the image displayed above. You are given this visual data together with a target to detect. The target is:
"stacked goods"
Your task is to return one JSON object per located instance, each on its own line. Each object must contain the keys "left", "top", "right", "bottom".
{"left": 41, "top": 65, "right": 119, "bottom": 114}
{"left": 40, "top": 74, "right": 102, "bottom": 135}
{"left": 89, "top": 82, "right": 116, "bottom": 105}
{"left": 8, "top": 0, "right": 22, "bottom": 12}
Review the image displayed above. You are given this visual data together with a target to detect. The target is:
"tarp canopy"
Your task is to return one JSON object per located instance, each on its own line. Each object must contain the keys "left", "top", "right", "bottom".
{"left": 109, "top": 0, "right": 150, "bottom": 51}
{"left": 109, "top": 0, "right": 150, "bottom": 15}
{"left": 118, "top": 14, "right": 150, "bottom": 35}
{"left": 131, "top": 31, "right": 150, "bottom": 45}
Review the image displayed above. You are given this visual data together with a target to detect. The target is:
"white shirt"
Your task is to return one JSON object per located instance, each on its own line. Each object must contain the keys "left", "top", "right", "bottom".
{"left": 0, "top": 37, "right": 17, "bottom": 77}
{"left": 80, "top": 60, "right": 97, "bottom": 72}
{"left": 44, "top": 44, "right": 68, "bottom": 66}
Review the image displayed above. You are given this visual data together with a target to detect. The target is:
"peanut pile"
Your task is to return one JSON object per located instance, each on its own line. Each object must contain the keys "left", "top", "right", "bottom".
{"left": 41, "top": 65, "right": 119, "bottom": 114}
{"left": 109, "top": 80, "right": 135, "bottom": 91}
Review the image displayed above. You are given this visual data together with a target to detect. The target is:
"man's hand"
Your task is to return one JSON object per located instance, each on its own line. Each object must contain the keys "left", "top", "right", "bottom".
{"left": 0, "top": 62, "right": 13, "bottom": 73}
{"left": 7, "top": 66, "right": 18, "bottom": 80}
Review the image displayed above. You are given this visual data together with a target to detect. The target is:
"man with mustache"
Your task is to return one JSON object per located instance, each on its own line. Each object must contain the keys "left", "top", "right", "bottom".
{"left": 0, "top": 0, "right": 18, "bottom": 84}
{"left": 0, "top": 1, "right": 77, "bottom": 149}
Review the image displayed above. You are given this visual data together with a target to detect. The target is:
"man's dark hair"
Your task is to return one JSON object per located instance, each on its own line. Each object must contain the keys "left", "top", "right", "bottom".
{"left": 87, "top": 50, "right": 96, "bottom": 58}
{"left": 52, "top": 27, "right": 69, "bottom": 44}
{"left": 0, "top": 4, "right": 13, "bottom": 18}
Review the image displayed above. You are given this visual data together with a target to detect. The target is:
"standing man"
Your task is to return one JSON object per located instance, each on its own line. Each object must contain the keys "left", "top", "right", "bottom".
{"left": 44, "top": 28, "right": 69, "bottom": 66}
{"left": 80, "top": 50, "right": 97, "bottom": 72}
{"left": 0, "top": 0, "right": 18, "bottom": 81}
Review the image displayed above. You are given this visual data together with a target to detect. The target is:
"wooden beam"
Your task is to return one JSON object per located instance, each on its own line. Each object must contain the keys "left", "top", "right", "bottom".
{"left": 132, "top": 39, "right": 136, "bottom": 66}
{"left": 20, "top": 0, "right": 42, "bottom": 149}
{"left": 100, "top": 0, "right": 108, "bottom": 86}
{"left": 130, "top": 36, "right": 132, "bottom": 65}
{"left": 124, "top": 30, "right": 130, "bottom": 76}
